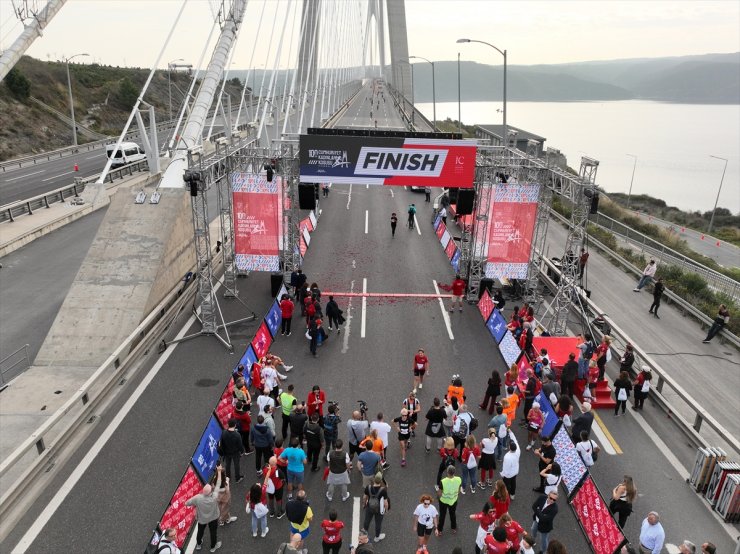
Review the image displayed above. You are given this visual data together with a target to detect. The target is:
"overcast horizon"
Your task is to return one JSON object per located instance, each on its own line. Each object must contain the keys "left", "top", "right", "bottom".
{"left": 1, "top": 0, "right": 739, "bottom": 70}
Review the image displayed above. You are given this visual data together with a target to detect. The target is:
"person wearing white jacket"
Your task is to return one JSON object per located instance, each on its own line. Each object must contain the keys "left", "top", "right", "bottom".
{"left": 633, "top": 259, "right": 657, "bottom": 292}
{"left": 500, "top": 431, "right": 520, "bottom": 499}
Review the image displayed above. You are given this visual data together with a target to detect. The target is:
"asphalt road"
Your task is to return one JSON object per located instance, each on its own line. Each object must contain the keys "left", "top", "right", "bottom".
{"left": 4, "top": 185, "right": 737, "bottom": 554}
{"left": 337, "top": 84, "right": 408, "bottom": 130}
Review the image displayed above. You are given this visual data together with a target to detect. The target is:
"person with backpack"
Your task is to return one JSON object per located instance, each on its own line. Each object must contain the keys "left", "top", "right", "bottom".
{"left": 632, "top": 367, "right": 652, "bottom": 411}
{"left": 613, "top": 370, "right": 632, "bottom": 417}
{"left": 575, "top": 431, "right": 600, "bottom": 468}
{"left": 362, "top": 473, "right": 390, "bottom": 543}
{"left": 452, "top": 404, "right": 478, "bottom": 461}
{"left": 323, "top": 403, "right": 341, "bottom": 455}
{"left": 436, "top": 437, "right": 459, "bottom": 489}
{"left": 437, "top": 465, "right": 462, "bottom": 535}
{"left": 263, "top": 456, "right": 285, "bottom": 519}
{"left": 407, "top": 203, "right": 417, "bottom": 229}
{"left": 424, "top": 397, "right": 447, "bottom": 453}
{"left": 154, "top": 528, "right": 180, "bottom": 554}
{"left": 577, "top": 334, "right": 595, "bottom": 380}
{"left": 460, "top": 435, "right": 481, "bottom": 494}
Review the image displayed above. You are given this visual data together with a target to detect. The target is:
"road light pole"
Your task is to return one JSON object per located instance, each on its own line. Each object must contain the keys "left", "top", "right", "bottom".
{"left": 409, "top": 55, "right": 436, "bottom": 131}
{"left": 457, "top": 38, "right": 506, "bottom": 148}
{"left": 626, "top": 154, "right": 637, "bottom": 210}
{"left": 64, "top": 53, "right": 89, "bottom": 146}
{"left": 707, "top": 155, "right": 728, "bottom": 235}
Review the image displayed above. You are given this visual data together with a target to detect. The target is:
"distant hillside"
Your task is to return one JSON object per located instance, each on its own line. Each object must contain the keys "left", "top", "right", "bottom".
{"left": 405, "top": 52, "right": 740, "bottom": 104}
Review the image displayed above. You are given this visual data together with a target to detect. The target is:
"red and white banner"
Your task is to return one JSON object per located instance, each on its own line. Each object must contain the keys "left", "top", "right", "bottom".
{"left": 571, "top": 477, "right": 627, "bottom": 554}
{"left": 158, "top": 466, "right": 202, "bottom": 547}
{"left": 485, "top": 184, "right": 540, "bottom": 279}
{"left": 232, "top": 173, "right": 283, "bottom": 272}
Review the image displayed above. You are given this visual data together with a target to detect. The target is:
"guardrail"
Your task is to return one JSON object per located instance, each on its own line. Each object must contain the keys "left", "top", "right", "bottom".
{"left": 0, "top": 267, "right": 202, "bottom": 530}
{"left": 536, "top": 254, "right": 739, "bottom": 456}
{"left": 0, "top": 160, "right": 148, "bottom": 224}
{"left": 589, "top": 211, "right": 739, "bottom": 301}
{"left": 551, "top": 210, "right": 739, "bottom": 349}
{"left": 0, "top": 344, "right": 30, "bottom": 391}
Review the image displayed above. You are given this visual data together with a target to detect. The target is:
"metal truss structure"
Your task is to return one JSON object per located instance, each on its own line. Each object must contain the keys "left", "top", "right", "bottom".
{"left": 546, "top": 156, "right": 600, "bottom": 335}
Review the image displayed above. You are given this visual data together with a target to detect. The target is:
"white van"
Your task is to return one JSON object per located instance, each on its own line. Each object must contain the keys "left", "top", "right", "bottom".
{"left": 106, "top": 142, "right": 146, "bottom": 168}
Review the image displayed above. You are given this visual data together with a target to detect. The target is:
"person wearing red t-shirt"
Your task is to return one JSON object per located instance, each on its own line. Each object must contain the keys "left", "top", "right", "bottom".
{"left": 280, "top": 294, "right": 295, "bottom": 336}
{"left": 251, "top": 362, "right": 263, "bottom": 396}
{"left": 321, "top": 509, "right": 345, "bottom": 554}
{"left": 489, "top": 480, "right": 511, "bottom": 522}
{"left": 306, "top": 385, "right": 326, "bottom": 423}
{"left": 497, "top": 513, "right": 525, "bottom": 551}
{"left": 263, "top": 456, "right": 285, "bottom": 519}
{"left": 449, "top": 275, "right": 466, "bottom": 313}
{"left": 469, "top": 503, "right": 497, "bottom": 554}
{"left": 484, "top": 526, "right": 512, "bottom": 554}
{"left": 412, "top": 349, "right": 429, "bottom": 393}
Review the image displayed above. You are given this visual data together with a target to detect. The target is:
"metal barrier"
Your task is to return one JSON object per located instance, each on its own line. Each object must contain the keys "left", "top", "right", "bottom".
{"left": 551, "top": 210, "right": 739, "bottom": 349}
{"left": 537, "top": 253, "right": 740, "bottom": 456}
{"left": 0, "top": 160, "right": 148, "bottom": 224}
{"left": 590, "top": 211, "right": 740, "bottom": 301}
{"left": 0, "top": 344, "right": 30, "bottom": 390}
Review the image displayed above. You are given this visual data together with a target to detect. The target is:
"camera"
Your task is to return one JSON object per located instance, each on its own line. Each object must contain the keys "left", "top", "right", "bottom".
{"left": 328, "top": 400, "right": 340, "bottom": 411}
{"left": 357, "top": 400, "right": 368, "bottom": 419}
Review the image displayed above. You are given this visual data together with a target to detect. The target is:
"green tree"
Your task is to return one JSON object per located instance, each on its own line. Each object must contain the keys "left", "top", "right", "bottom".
{"left": 116, "top": 77, "right": 138, "bottom": 109}
{"left": 4, "top": 67, "right": 31, "bottom": 100}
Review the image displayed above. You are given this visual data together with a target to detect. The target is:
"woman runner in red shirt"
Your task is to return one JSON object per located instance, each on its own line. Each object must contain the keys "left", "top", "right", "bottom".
{"left": 321, "top": 509, "right": 345, "bottom": 554}
{"left": 469, "top": 502, "right": 497, "bottom": 554}
{"left": 412, "top": 349, "right": 429, "bottom": 393}
{"left": 497, "top": 512, "right": 525, "bottom": 551}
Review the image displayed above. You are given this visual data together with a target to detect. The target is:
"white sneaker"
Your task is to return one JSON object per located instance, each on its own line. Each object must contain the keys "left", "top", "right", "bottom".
{"left": 328, "top": 327, "right": 333, "bottom": 331}
{"left": 285, "top": 365, "right": 293, "bottom": 371}
{"left": 526, "top": 443, "right": 533, "bottom": 451}
{"left": 374, "top": 533, "right": 386, "bottom": 542}
{"left": 413, "top": 388, "right": 417, "bottom": 395}
{"left": 326, "top": 491, "right": 333, "bottom": 501}
{"left": 460, "top": 487, "right": 466, "bottom": 495}
{"left": 471, "top": 486, "right": 476, "bottom": 493}
{"left": 261, "top": 527, "right": 269, "bottom": 537}
{"left": 227, "top": 516, "right": 237, "bottom": 523}
{"left": 418, "top": 383, "right": 423, "bottom": 389}
{"left": 252, "top": 532, "right": 258, "bottom": 538}
{"left": 210, "top": 542, "right": 222, "bottom": 553}
{"left": 342, "top": 492, "right": 351, "bottom": 502}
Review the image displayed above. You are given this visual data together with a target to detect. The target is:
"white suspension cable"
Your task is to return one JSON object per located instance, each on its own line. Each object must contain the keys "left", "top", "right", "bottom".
{"left": 283, "top": 0, "right": 309, "bottom": 136}
{"left": 235, "top": 0, "right": 267, "bottom": 129}
{"left": 298, "top": 0, "right": 320, "bottom": 133}
{"left": 254, "top": 0, "right": 280, "bottom": 128}
{"left": 257, "top": 0, "right": 292, "bottom": 144}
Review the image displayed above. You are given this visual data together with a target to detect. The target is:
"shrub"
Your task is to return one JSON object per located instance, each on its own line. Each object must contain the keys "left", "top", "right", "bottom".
{"left": 4, "top": 67, "right": 31, "bottom": 100}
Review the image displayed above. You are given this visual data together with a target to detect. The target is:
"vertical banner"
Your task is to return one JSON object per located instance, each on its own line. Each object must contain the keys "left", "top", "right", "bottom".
{"left": 570, "top": 477, "right": 627, "bottom": 553}
{"left": 553, "top": 426, "right": 588, "bottom": 494}
{"left": 485, "top": 184, "right": 540, "bottom": 279}
{"left": 486, "top": 309, "right": 508, "bottom": 344}
{"left": 191, "top": 416, "right": 223, "bottom": 483}
{"left": 265, "top": 301, "right": 283, "bottom": 337}
{"left": 498, "top": 331, "right": 522, "bottom": 367}
{"left": 214, "top": 379, "right": 236, "bottom": 428}
{"left": 478, "top": 290, "right": 494, "bottom": 321}
{"left": 158, "top": 466, "right": 203, "bottom": 547}
{"left": 232, "top": 173, "right": 283, "bottom": 272}
{"left": 251, "top": 321, "right": 273, "bottom": 360}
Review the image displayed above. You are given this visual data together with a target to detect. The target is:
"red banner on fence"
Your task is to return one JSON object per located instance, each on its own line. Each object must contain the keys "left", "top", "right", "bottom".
{"left": 251, "top": 321, "right": 273, "bottom": 360}
{"left": 232, "top": 173, "right": 283, "bottom": 272}
{"left": 214, "top": 379, "right": 236, "bottom": 429}
{"left": 159, "top": 466, "right": 202, "bottom": 547}
{"left": 478, "top": 289, "right": 494, "bottom": 322}
{"left": 485, "top": 184, "right": 540, "bottom": 280}
{"left": 570, "top": 477, "right": 626, "bottom": 554}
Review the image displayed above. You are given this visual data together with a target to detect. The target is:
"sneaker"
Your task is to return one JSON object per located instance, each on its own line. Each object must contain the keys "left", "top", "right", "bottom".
{"left": 418, "top": 383, "right": 423, "bottom": 389}
{"left": 281, "top": 331, "right": 285, "bottom": 335}
{"left": 342, "top": 492, "right": 351, "bottom": 502}
{"left": 654, "top": 314, "right": 660, "bottom": 319}
{"left": 702, "top": 340, "right": 710, "bottom": 344}
{"left": 471, "top": 486, "right": 476, "bottom": 493}
{"left": 252, "top": 532, "right": 258, "bottom": 538}
{"left": 449, "top": 308, "right": 454, "bottom": 312}
{"left": 401, "top": 459, "right": 406, "bottom": 467}
{"left": 425, "top": 447, "right": 430, "bottom": 453}
{"left": 285, "top": 365, "right": 294, "bottom": 371}
{"left": 374, "top": 533, "right": 386, "bottom": 543}
{"left": 246, "top": 450, "right": 254, "bottom": 456}
{"left": 526, "top": 444, "right": 533, "bottom": 451}
{"left": 277, "top": 511, "right": 285, "bottom": 519}
{"left": 632, "top": 406, "right": 639, "bottom": 411}
{"left": 510, "top": 494, "right": 515, "bottom": 500}
{"left": 269, "top": 512, "right": 275, "bottom": 518}
{"left": 478, "top": 482, "right": 486, "bottom": 490}
{"left": 413, "top": 388, "right": 417, "bottom": 395}
{"left": 460, "top": 487, "right": 466, "bottom": 495}
{"left": 210, "top": 542, "right": 222, "bottom": 552}
{"left": 287, "top": 332, "right": 292, "bottom": 336}
{"left": 487, "top": 480, "right": 493, "bottom": 487}
{"left": 288, "top": 493, "right": 293, "bottom": 500}
{"left": 434, "top": 485, "right": 440, "bottom": 492}
{"left": 227, "top": 516, "right": 238, "bottom": 523}
{"left": 236, "top": 476, "right": 244, "bottom": 484}
{"left": 633, "top": 288, "right": 640, "bottom": 292}
{"left": 196, "top": 545, "right": 202, "bottom": 550}
{"left": 328, "top": 327, "right": 333, "bottom": 331}
{"left": 326, "top": 491, "right": 333, "bottom": 501}
{"left": 459, "top": 308, "right": 463, "bottom": 312}
{"left": 337, "top": 329, "right": 340, "bottom": 333}
{"left": 261, "top": 527, "right": 269, "bottom": 537}
{"left": 257, "top": 470, "right": 263, "bottom": 476}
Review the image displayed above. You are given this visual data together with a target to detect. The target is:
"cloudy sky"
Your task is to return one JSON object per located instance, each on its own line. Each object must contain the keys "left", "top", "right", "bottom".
{"left": 1, "top": 0, "right": 738, "bottom": 69}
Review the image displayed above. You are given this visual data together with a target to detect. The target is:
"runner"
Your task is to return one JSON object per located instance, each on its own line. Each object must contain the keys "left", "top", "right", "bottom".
{"left": 403, "top": 391, "right": 421, "bottom": 437}
{"left": 412, "top": 349, "right": 429, "bottom": 393}
{"left": 412, "top": 494, "right": 440, "bottom": 548}
{"left": 469, "top": 502, "right": 497, "bottom": 554}
{"left": 393, "top": 408, "right": 415, "bottom": 467}
{"left": 407, "top": 203, "right": 417, "bottom": 229}
{"left": 370, "top": 412, "right": 392, "bottom": 467}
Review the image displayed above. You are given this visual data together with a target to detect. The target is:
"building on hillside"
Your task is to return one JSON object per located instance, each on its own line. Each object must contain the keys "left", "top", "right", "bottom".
{"left": 474, "top": 124, "right": 546, "bottom": 158}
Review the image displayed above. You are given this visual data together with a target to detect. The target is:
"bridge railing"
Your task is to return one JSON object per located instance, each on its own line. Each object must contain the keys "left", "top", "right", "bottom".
{"left": 588, "top": 211, "right": 739, "bottom": 301}
{"left": 536, "top": 253, "right": 739, "bottom": 456}
{"left": 0, "top": 160, "right": 148, "bottom": 224}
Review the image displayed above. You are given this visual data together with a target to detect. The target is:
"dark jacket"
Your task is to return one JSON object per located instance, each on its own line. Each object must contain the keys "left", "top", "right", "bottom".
{"left": 532, "top": 494, "right": 559, "bottom": 533}
{"left": 326, "top": 300, "right": 341, "bottom": 318}
{"left": 250, "top": 423, "right": 274, "bottom": 448}
{"left": 653, "top": 281, "right": 664, "bottom": 299}
{"left": 219, "top": 428, "right": 245, "bottom": 456}
{"left": 304, "top": 421, "right": 323, "bottom": 448}
{"left": 614, "top": 378, "right": 631, "bottom": 399}
{"left": 570, "top": 412, "right": 594, "bottom": 441}
{"left": 289, "top": 411, "right": 308, "bottom": 436}
{"left": 561, "top": 360, "right": 579, "bottom": 383}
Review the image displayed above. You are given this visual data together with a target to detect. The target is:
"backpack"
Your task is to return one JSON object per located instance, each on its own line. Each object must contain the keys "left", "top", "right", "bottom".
{"left": 366, "top": 486, "right": 384, "bottom": 514}
{"left": 324, "top": 414, "right": 338, "bottom": 434}
{"left": 408, "top": 205, "right": 416, "bottom": 215}
{"left": 453, "top": 414, "right": 469, "bottom": 438}
{"left": 584, "top": 341, "right": 595, "bottom": 359}
{"left": 468, "top": 415, "right": 479, "bottom": 432}
{"left": 442, "top": 453, "right": 457, "bottom": 469}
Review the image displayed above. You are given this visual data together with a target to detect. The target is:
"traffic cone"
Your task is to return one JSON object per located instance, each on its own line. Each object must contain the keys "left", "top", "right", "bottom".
{"left": 701, "top": 234, "right": 705, "bottom": 240}
{"left": 74, "top": 163, "right": 79, "bottom": 172}
{"left": 681, "top": 227, "right": 685, "bottom": 233}
{"left": 716, "top": 241, "right": 721, "bottom": 247}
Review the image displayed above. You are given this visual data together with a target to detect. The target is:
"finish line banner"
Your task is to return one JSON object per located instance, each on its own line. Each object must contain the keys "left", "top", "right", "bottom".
{"left": 299, "top": 134, "right": 476, "bottom": 187}
{"left": 232, "top": 173, "right": 283, "bottom": 272}
{"left": 485, "top": 183, "right": 540, "bottom": 279}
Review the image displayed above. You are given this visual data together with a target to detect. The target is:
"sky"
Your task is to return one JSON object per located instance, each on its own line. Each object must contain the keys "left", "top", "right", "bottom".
{"left": 1, "top": 0, "right": 739, "bottom": 70}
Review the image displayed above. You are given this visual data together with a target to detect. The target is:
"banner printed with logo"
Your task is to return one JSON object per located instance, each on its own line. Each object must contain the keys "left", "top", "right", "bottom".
{"left": 487, "top": 308, "right": 508, "bottom": 343}
{"left": 552, "top": 425, "right": 588, "bottom": 495}
{"left": 536, "top": 390, "right": 560, "bottom": 438}
{"left": 215, "top": 378, "right": 236, "bottom": 428}
{"left": 485, "top": 184, "right": 540, "bottom": 279}
{"left": 191, "top": 416, "right": 223, "bottom": 483}
{"left": 570, "top": 477, "right": 627, "bottom": 554}
{"left": 499, "top": 331, "right": 522, "bottom": 367}
{"left": 156, "top": 466, "right": 203, "bottom": 547}
{"left": 299, "top": 134, "right": 477, "bottom": 187}
{"left": 232, "top": 173, "right": 283, "bottom": 272}
{"left": 478, "top": 289, "right": 494, "bottom": 321}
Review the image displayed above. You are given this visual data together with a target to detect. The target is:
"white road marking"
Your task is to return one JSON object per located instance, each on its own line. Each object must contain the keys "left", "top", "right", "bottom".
{"left": 432, "top": 279, "right": 455, "bottom": 340}
{"left": 414, "top": 214, "right": 421, "bottom": 236}
{"left": 12, "top": 309, "right": 198, "bottom": 553}
{"left": 342, "top": 279, "right": 355, "bottom": 354}
{"left": 630, "top": 405, "right": 689, "bottom": 480}
{"left": 366, "top": 183, "right": 369, "bottom": 189}
{"left": 346, "top": 184, "right": 353, "bottom": 210}
{"left": 573, "top": 398, "right": 616, "bottom": 455}
{"left": 41, "top": 170, "right": 76, "bottom": 182}
{"left": 5, "top": 170, "right": 43, "bottom": 181}
{"left": 361, "top": 278, "right": 367, "bottom": 338}
{"left": 365, "top": 210, "right": 368, "bottom": 234}
{"left": 390, "top": 189, "right": 394, "bottom": 198}
{"left": 352, "top": 496, "right": 361, "bottom": 545}
{"left": 85, "top": 154, "right": 100, "bottom": 160}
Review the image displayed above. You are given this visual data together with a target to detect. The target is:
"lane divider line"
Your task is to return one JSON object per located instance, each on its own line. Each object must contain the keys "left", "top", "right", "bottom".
{"left": 5, "top": 170, "right": 43, "bottom": 182}
{"left": 352, "top": 496, "right": 361, "bottom": 545}
{"left": 346, "top": 184, "right": 352, "bottom": 210}
{"left": 365, "top": 210, "right": 368, "bottom": 234}
{"left": 414, "top": 213, "right": 421, "bottom": 236}
{"left": 361, "top": 278, "right": 367, "bottom": 338}
{"left": 432, "top": 279, "right": 454, "bottom": 341}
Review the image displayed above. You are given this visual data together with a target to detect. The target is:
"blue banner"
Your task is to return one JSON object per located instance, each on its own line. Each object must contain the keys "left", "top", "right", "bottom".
{"left": 192, "top": 416, "right": 223, "bottom": 483}
{"left": 237, "top": 345, "right": 258, "bottom": 386}
{"left": 265, "top": 300, "right": 282, "bottom": 337}
{"left": 487, "top": 308, "right": 508, "bottom": 344}
{"left": 451, "top": 249, "right": 461, "bottom": 273}
{"left": 537, "top": 390, "right": 560, "bottom": 438}
{"left": 434, "top": 213, "right": 442, "bottom": 230}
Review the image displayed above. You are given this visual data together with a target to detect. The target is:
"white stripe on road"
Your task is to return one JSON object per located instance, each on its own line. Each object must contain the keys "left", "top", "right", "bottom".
{"left": 414, "top": 213, "right": 421, "bottom": 236}
{"left": 341, "top": 278, "right": 355, "bottom": 354}
{"left": 365, "top": 210, "right": 369, "bottom": 234}
{"left": 352, "top": 496, "right": 361, "bottom": 545}
{"left": 5, "top": 170, "right": 43, "bottom": 181}
{"left": 361, "top": 278, "right": 367, "bottom": 338}
{"left": 346, "top": 184, "right": 352, "bottom": 210}
{"left": 12, "top": 311, "right": 198, "bottom": 553}
{"left": 432, "top": 279, "right": 455, "bottom": 340}
{"left": 85, "top": 154, "right": 100, "bottom": 160}
{"left": 390, "top": 189, "right": 394, "bottom": 198}
{"left": 366, "top": 184, "right": 369, "bottom": 189}
{"left": 41, "top": 170, "right": 76, "bottom": 182}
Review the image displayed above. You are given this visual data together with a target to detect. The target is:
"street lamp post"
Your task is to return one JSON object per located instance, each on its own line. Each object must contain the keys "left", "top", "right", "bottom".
{"left": 457, "top": 38, "right": 506, "bottom": 148}
{"left": 409, "top": 55, "right": 436, "bottom": 131}
{"left": 64, "top": 53, "right": 89, "bottom": 146}
{"left": 167, "top": 58, "right": 184, "bottom": 122}
{"left": 707, "top": 155, "right": 728, "bottom": 235}
{"left": 626, "top": 154, "right": 637, "bottom": 210}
